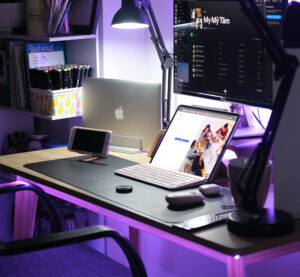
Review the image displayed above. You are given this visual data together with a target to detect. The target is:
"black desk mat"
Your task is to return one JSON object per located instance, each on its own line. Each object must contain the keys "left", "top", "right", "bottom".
{"left": 25, "top": 155, "right": 235, "bottom": 224}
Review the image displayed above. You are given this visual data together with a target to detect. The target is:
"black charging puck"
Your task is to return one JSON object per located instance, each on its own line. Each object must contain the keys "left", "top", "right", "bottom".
{"left": 116, "top": 185, "right": 133, "bottom": 193}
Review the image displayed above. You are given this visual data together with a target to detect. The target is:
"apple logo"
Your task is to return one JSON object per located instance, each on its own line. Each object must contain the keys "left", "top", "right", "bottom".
{"left": 115, "top": 105, "right": 124, "bottom": 120}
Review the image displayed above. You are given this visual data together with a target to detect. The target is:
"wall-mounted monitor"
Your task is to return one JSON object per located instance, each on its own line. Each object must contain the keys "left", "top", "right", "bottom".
{"left": 174, "top": 0, "right": 286, "bottom": 108}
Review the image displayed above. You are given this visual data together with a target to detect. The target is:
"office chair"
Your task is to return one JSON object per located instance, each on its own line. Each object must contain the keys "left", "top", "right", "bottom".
{"left": 0, "top": 182, "right": 147, "bottom": 277}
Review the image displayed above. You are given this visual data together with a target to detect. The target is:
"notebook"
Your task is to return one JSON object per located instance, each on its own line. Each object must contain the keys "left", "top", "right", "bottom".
{"left": 82, "top": 78, "right": 162, "bottom": 152}
{"left": 115, "top": 105, "right": 240, "bottom": 190}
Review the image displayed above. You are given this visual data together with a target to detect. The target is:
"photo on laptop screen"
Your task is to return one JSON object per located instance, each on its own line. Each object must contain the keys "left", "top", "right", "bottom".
{"left": 151, "top": 105, "right": 240, "bottom": 181}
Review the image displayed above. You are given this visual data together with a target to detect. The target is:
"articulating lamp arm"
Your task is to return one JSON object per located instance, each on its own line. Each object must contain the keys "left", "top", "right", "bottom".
{"left": 140, "top": 0, "right": 174, "bottom": 127}
{"left": 140, "top": 0, "right": 173, "bottom": 69}
{"left": 235, "top": 0, "right": 299, "bottom": 211}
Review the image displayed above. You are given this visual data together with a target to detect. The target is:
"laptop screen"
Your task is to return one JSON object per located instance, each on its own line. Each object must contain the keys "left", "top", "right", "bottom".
{"left": 151, "top": 105, "right": 240, "bottom": 180}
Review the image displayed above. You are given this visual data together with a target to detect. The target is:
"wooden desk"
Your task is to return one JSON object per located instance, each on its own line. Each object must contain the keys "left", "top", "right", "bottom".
{"left": 0, "top": 147, "right": 299, "bottom": 277}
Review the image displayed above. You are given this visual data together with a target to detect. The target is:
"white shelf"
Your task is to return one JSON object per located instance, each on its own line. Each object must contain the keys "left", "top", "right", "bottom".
{"left": 0, "top": 105, "right": 82, "bottom": 120}
{"left": 33, "top": 113, "right": 82, "bottom": 121}
{"left": 0, "top": 33, "right": 96, "bottom": 42}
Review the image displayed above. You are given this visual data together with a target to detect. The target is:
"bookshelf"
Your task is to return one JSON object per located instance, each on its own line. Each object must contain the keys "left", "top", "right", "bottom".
{"left": 0, "top": 34, "right": 99, "bottom": 119}
{"left": 0, "top": 30, "right": 101, "bottom": 151}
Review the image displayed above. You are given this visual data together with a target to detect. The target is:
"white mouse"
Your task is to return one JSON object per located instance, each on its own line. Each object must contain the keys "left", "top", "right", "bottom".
{"left": 166, "top": 191, "right": 205, "bottom": 207}
{"left": 199, "top": 184, "right": 222, "bottom": 196}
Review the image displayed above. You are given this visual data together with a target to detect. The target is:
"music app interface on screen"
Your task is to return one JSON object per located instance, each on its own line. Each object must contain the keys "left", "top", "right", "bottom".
{"left": 174, "top": 0, "right": 285, "bottom": 107}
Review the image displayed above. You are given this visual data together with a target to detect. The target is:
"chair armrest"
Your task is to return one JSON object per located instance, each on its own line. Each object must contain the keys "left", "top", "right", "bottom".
{"left": 0, "top": 181, "right": 62, "bottom": 232}
{"left": 0, "top": 225, "right": 147, "bottom": 277}
{"left": 0, "top": 225, "right": 115, "bottom": 255}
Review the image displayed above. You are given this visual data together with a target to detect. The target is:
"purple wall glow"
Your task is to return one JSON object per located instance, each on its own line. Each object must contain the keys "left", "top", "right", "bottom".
{"left": 0, "top": 110, "right": 34, "bottom": 155}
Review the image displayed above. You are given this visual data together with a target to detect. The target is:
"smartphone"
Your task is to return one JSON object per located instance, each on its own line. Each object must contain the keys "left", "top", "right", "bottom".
{"left": 68, "top": 126, "right": 112, "bottom": 157}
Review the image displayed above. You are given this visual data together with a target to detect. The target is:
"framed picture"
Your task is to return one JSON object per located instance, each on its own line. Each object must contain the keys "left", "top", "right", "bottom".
{"left": 69, "top": 0, "right": 101, "bottom": 34}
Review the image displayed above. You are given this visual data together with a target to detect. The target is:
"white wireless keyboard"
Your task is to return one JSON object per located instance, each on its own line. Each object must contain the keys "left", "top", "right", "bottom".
{"left": 115, "top": 163, "right": 205, "bottom": 190}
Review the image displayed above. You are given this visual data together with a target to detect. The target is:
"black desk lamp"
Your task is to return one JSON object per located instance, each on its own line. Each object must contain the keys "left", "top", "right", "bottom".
{"left": 227, "top": 0, "right": 299, "bottom": 236}
{"left": 111, "top": 0, "right": 174, "bottom": 128}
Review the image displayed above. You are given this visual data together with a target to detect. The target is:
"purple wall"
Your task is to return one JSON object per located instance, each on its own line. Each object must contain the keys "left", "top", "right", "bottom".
{"left": 0, "top": 109, "right": 34, "bottom": 155}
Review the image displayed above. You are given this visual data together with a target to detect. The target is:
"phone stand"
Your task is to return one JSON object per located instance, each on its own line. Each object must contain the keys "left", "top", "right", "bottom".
{"left": 78, "top": 154, "right": 108, "bottom": 163}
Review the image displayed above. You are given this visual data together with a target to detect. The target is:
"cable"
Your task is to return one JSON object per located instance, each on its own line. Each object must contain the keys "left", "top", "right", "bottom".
{"left": 250, "top": 107, "right": 266, "bottom": 130}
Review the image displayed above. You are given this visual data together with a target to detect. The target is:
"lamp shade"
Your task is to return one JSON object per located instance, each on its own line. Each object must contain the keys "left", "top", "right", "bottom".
{"left": 111, "top": 0, "right": 149, "bottom": 29}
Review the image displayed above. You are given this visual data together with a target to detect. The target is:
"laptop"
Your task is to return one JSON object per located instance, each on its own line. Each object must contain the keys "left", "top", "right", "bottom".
{"left": 115, "top": 105, "right": 240, "bottom": 190}
{"left": 82, "top": 78, "right": 162, "bottom": 152}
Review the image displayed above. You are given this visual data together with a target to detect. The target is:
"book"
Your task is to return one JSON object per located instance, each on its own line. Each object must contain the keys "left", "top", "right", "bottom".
{"left": 9, "top": 41, "right": 23, "bottom": 108}
{"left": 14, "top": 46, "right": 28, "bottom": 109}
{"left": 25, "top": 42, "right": 65, "bottom": 69}
{"left": 0, "top": 50, "right": 6, "bottom": 85}
{"left": 8, "top": 41, "right": 30, "bottom": 109}
{"left": 0, "top": 49, "right": 10, "bottom": 106}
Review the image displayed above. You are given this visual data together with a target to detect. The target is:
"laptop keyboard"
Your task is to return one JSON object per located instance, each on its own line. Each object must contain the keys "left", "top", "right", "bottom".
{"left": 115, "top": 163, "right": 205, "bottom": 190}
